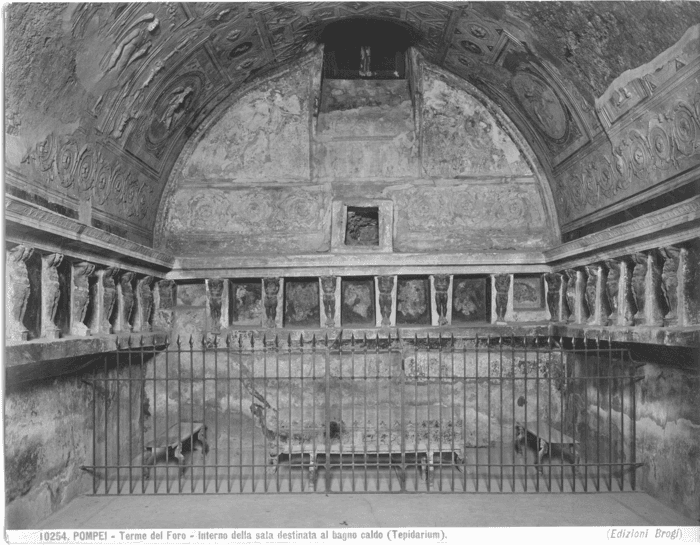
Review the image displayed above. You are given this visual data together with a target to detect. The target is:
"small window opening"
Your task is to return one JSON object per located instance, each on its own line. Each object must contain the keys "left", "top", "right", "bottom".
{"left": 345, "top": 206, "right": 379, "bottom": 246}
{"left": 321, "top": 19, "right": 414, "bottom": 79}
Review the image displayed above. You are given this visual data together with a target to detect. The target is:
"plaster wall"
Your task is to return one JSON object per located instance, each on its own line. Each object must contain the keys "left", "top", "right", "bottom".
{"left": 4, "top": 358, "right": 151, "bottom": 529}
{"left": 572, "top": 352, "right": 700, "bottom": 520}
{"left": 159, "top": 58, "right": 553, "bottom": 256}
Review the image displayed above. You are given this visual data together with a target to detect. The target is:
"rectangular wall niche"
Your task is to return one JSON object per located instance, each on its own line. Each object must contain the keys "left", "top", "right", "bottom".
{"left": 284, "top": 278, "right": 320, "bottom": 327}
{"left": 341, "top": 277, "right": 376, "bottom": 326}
{"left": 345, "top": 207, "right": 379, "bottom": 246}
{"left": 331, "top": 199, "right": 393, "bottom": 253}
{"left": 396, "top": 276, "right": 431, "bottom": 325}
{"left": 452, "top": 276, "right": 491, "bottom": 323}
{"left": 230, "top": 280, "right": 263, "bottom": 326}
{"left": 513, "top": 275, "right": 544, "bottom": 310}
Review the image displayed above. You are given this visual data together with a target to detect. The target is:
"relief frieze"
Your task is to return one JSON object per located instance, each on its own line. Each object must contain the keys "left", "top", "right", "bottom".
{"left": 19, "top": 131, "right": 158, "bottom": 231}
{"left": 557, "top": 70, "right": 700, "bottom": 226}
{"left": 163, "top": 187, "right": 329, "bottom": 235}
{"left": 393, "top": 184, "right": 550, "bottom": 250}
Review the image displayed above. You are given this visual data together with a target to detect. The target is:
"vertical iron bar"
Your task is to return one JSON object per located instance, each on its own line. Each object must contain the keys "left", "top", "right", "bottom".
{"left": 523, "top": 336, "right": 528, "bottom": 493}
{"left": 152, "top": 337, "right": 157, "bottom": 493}
{"left": 288, "top": 335, "right": 293, "bottom": 493}
{"left": 535, "top": 336, "right": 540, "bottom": 493}
{"left": 177, "top": 338, "right": 182, "bottom": 494}
{"left": 547, "top": 336, "right": 553, "bottom": 492}
{"left": 312, "top": 335, "right": 317, "bottom": 493}
{"left": 426, "top": 334, "right": 431, "bottom": 493}
{"left": 576, "top": 336, "right": 588, "bottom": 492}
{"left": 473, "top": 335, "right": 478, "bottom": 493}
{"left": 106, "top": 341, "right": 112, "bottom": 494}
{"left": 388, "top": 333, "right": 393, "bottom": 493}
{"left": 92, "top": 348, "right": 98, "bottom": 494}
{"left": 339, "top": 334, "right": 344, "bottom": 492}
{"left": 128, "top": 338, "right": 134, "bottom": 494}
{"left": 214, "top": 336, "right": 219, "bottom": 493}
{"left": 499, "top": 335, "right": 503, "bottom": 492}
{"left": 201, "top": 337, "right": 207, "bottom": 493}
{"left": 631, "top": 350, "right": 637, "bottom": 491}
{"left": 325, "top": 334, "right": 331, "bottom": 493}
{"left": 226, "top": 335, "right": 231, "bottom": 493}
{"left": 116, "top": 339, "right": 121, "bottom": 494}
{"left": 438, "top": 333, "right": 444, "bottom": 492}
{"left": 164, "top": 337, "right": 169, "bottom": 494}
{"left": 450, "top": 334, "right": 455, "bottom": 492}
{"left": 608, "top": 333, "right": 613, "bottom": 492}
{"left": 559, "top": 336, "right": 565, "bottom": 492}
{"left": 401, "top": 334, "right": 406, "bottom": 493}
{"left": 511, "top": 334, "right": 516, "bottom": 492}
{"left": 238, "top": 336, "right": 243, "bottom": 493}
{"left": 300, "top": 334, "right": 305, "bottom": 493}
{"left": 189, "top": 336, "right": 194, "bottom": 494}
{"left": 363, "top": 334, "right": 368, "bottom": 493}
{"left": 596, "top": 336, "right": 601, "bottom": 492}
{"left": 583, "top": 336, "right": 590, "bottom": 492}
{"left": 620, "top": 345, "right": 625, "bottom": 492}
{"left": 487, "top": 334, "right": 491, "bottom": 492}
{"left": 139, "top": 338, "right": 146, "bottom": 494}
{"left": 375, "top": 334, "right": 380, "bottom": 491}
{"left": 414, "top": 334, "right": 418, "bottom": 492}
{"left": 351, "top": 335, "right": 356, "bottom": 492}
{"left": 275, "top": 335, "right": 280, "bottom": 493}
{"left": 262, "top": 335, "right": 268, "bottom": 493}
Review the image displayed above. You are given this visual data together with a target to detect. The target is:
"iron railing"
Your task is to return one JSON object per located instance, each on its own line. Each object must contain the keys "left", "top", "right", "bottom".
{"left": 82, "top": 333, "right": 643, "bottom": 495}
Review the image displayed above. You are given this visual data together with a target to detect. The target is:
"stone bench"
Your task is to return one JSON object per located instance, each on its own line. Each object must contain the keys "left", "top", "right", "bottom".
{"left": 142, "top": 422, "right": 209, "bottom": 479}
{"left": 514, "top": 422, "right": 581, "bottom": 473}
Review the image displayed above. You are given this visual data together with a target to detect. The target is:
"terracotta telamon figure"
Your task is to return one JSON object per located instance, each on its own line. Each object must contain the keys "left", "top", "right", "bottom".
{"left": 494, "top": 274, "right": 510, "bottom": 324}
{"left": 434, "top": 275, "right": 450, "bottom": 326}
{"left": 264, "top": 278, "right": 280, "bottom": 328}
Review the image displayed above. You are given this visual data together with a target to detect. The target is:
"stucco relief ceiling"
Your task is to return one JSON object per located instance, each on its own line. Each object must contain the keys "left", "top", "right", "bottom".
{"left": 5, "top": 2, "right": 700, "bottom": 237}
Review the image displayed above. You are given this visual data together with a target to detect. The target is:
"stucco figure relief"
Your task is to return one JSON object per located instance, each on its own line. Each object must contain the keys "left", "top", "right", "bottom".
{"left": 103, "top": 13, "right": 161, "bottom": 77}
{"left": 89, "top": 268, "right": 119, "bottom": 335}
{"left": 6, "top": 245, "right": 34, "bottom": 342}
{"left": 115, "top": 271, "right": 136, "bottom": 332}
{"left": 207, "top": 279, "right": 225, "bottom": 333}
{"left": 377, "top": 276, "right": 394, "bottom": 327}
{"left": 321, "top": 276, "right": 337, "bottom": 328}
{"left": 632, "top": 253, "right": 648, "bottom": 325}
{"left": 264, "top": 278, "right": 280, "bottom": 328}
{"left": 41, "top": 253, "right": 64, "bottom": 339}
{"left": 660, "top": 246, "right": 681, "bottom": 326}
{"left": 512, "top": 72, "right": 568, "bottom": 141}
{"left": 494, "top": 274, "right": 510, "bottom": 324}
{"left": 434, "top": 275, "right": 450, "bottom": 326}
{"left": 544, "top": 273, "right": 562, "bottom": 322}
{"left": 133, "top": 276, "right": 154, "bottom": 333}
{"left": 71, "top": 261, "right": 96, "bottom": 337}
{"left": 604, "top": 260, "right": 621, "bottom": 324}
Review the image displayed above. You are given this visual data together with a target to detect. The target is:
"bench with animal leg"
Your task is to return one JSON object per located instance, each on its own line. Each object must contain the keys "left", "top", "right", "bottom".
{"left": 514, "top": 422, "right": 580, "bottom": 474}
{"left": 142, "top": 422, "right": 209, "bottom": 480}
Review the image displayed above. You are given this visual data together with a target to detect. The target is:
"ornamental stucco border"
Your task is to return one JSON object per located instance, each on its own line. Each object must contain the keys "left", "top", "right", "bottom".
{"left": 152, "top": 48, "right": 325, "bottom": 246}
{"left": 417, "top": 59, "right": 561, "bottom": 241}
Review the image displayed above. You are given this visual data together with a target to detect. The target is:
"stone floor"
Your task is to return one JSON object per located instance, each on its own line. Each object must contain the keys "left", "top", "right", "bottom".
{"left": 37, "top": 492, "right": 696, "bottom": 529}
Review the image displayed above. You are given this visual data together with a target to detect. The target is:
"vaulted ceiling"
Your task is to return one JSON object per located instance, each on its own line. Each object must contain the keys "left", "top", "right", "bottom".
{"left": 5, "top": 2, "right": 700, "bottom": 245}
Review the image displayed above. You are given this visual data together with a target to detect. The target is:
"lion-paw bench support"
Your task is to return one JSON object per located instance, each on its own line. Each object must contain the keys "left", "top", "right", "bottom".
{"left": 515, "top": 422, "right": 580, "bottom": 474}
{"left": 142, "top": 422, "right": 208, "bottom": 480}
